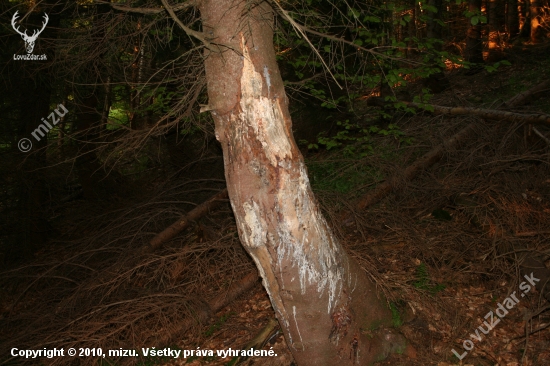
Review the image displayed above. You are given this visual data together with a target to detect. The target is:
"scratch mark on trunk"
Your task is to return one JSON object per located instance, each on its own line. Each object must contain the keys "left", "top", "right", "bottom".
{"left": 263, "top": 65, "right": 271, "bottom": 97}
{"left": 293, "top": 306, "right": 303, "bottom": 347}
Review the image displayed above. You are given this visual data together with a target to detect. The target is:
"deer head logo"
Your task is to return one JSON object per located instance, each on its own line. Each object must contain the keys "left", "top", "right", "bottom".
{"left": 11, "top": 11, "right": 49, "bottom": 54}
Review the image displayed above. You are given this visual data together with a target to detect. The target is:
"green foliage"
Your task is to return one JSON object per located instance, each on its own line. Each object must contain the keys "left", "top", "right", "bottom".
{"left": 107, "top": 107, "right": 129, "bottom": 129}
{"left": 464, "top": 9, "right": 487, "bottom": 25}
{"left": 143, "top": 86, "right": 180, "bottom": 115}
{"left": 389, "top": 302, "right": 403, "bottom": 327}
{"left": 302, "top": 120, "right": 413, "bottom": 157}
{"left": 306, "top": 157, "right": 384, "bottom": 195}
{"left": 484, "top": 60, "right": 511, "bottom": 73}
{"left": 116, "top": 154, "right": 150, "bottom": 177}
{"left": 413, "top": 263, "right": 446, "bottom": 294}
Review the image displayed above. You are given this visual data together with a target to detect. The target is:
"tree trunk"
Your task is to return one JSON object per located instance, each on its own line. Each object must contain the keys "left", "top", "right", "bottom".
{"left": 519, "top": 0, "right": 531, "bottom": 38}
{"left": 407, "top": 0, "right": 417, "bottom": 56}
{"left": 199, "top": 1, "right": 409, "bottom": 365}
{"left": 100, "top": 75, "right": 111, "bottom": 138}
{"left": 466, "top": 0, "right": 484, "bottom": 63}
{"left": 530, "top": 0, "right": 542, "bottom": 42}
{"left": 426, "top": 0, "right": 443, "bottom": 41}
{"left": 425, "top": 0, "right": 450, "bottom": 93}
{"left": 75, "top": 93, "right": 126, "bottom": 199}
{"left": 15, "top": 81, "right": 51, "bottom": 260}
{"left": 488, "top": 0, "right": 504, "bottom": 60}
{"left": 507, "top": 0, "right": 520, "bottom": 37}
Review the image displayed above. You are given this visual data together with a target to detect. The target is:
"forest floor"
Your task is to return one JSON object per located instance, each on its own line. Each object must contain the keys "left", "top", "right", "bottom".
{"left": 163, "top": 43, "right": 550, "bottom": 366}
{"left": 1, "top": 43, "right": 550, "bottom": 366}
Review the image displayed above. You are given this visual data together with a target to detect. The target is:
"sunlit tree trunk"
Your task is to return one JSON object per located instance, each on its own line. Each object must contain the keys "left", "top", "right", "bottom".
{"left": 199, "top": 1, "right": 409, "bottom": 365}
{"left": 529, "top": 0, "right": 542, "bottom": 42}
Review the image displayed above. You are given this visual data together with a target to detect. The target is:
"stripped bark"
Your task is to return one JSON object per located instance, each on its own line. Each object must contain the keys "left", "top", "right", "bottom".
{"left": 354, "top": 80, "right": 550, "bottom": 211}
{"left": 199, "top": 1, "right": 411, "bottom": 364}
{"left": 405, "top": 102, "right": 550, "bottom": 126}
{"left": 145, "top": 188, "right": 228, "bottom": 253}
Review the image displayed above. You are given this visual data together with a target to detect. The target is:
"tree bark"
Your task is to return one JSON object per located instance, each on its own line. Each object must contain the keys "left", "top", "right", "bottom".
{"left": 507, "top": 0, "right": 520, "bottom": 37}
{"left": 519, "top": 0, "right": 531, "bottom": 38}
{"left": 199, "top": 1, "right": 410, "bottom": 364}
{"left": 15, "top": 81, "right": 51, "bottom": 259}
{"left": 530, "top": 0, "right": 543, "bottom": 42}
{"left": 426, "top": 0, "right": 443, "bottom": 42}
{"left": 487, "top": 0, "right": 504, "bottom": 60}
{"left": 466, "top": 0, "right": 484, "bottom": 63}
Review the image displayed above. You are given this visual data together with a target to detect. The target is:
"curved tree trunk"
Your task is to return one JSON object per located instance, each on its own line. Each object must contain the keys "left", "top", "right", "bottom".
{"left": 199, "top": 1, "right": 409, "bottom": 365}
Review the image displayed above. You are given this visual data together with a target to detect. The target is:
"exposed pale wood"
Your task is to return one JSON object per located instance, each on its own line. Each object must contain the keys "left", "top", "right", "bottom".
{"left": 199, "top": 1, "right": 412, "bottom": 364}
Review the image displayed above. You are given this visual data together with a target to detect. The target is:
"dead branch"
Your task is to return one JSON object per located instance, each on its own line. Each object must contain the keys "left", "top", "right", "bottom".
{"left": 353, "top": 79, "right": 550, "bottom": 212}
{"left": 532, "top": 127, "right": 550, "bottom": 145}
{"left": 229, "top": 317, "right": 279, "bottom": 364}
{"left": 356, "top": 123, "right": 477, "bottom": 210}
{"left": 94, "top": 0, "right": 196, "bottom": 15}
{"left": 145, "top": 188, "right": 228, "bottom": 252}
{"left": 160, "top": 0, "right": 213, "bottom": 49}
{"left": 405, "top": 102, "right": 550, "bottom": 126}
{"left": 501, "top": 80, "right": 550, "bottom": 108}
{"left": 156, "top": 271, "right": 260, "bottom": 346}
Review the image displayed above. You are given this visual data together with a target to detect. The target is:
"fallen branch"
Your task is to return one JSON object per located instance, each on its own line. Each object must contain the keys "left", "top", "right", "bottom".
{"left": 356, "top": 123, "right": 476, "bottom": 210}
{"left": 228, "top": 317, "right": 279, "bottom": 364}
{"left": 405, "top": 102, "right": 550, "bottom": 126}
{"left": 501, "top": 80, "right": 550, "bottom": 107}
{"left": 145, "top": 188, "right": 228, "bottom": 252}
{"left": 156, "top": 271, "right": 260, "bottom": 346}
{"left": 353, "top": 79, "right": 550, "bottom": 212}
{"left": 532, "top": 127, "right": 550, "bottom": 145}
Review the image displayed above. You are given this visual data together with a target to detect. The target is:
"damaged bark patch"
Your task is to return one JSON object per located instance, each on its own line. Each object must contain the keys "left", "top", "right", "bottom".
{"left": 329, "top": 303, "right": 352, "bottom": 344}
{"left": 238, "top": 35, "right": 293, "bottom": 167}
